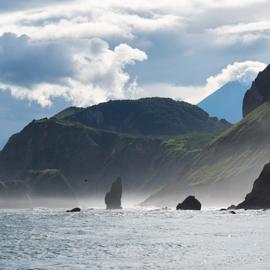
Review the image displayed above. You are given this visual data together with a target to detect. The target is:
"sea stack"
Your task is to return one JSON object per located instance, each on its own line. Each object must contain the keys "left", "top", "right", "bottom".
{"left": 105, "top": 177, "right": 122, "bottom": 209}
{"left": 176, "top": 195, "right": 201, "bottom": 210}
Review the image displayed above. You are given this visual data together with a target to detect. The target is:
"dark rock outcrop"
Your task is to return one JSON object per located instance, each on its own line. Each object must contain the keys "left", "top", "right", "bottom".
{"left": 243, "top": 65, "right": 270, "bottom": 117}
{"left": 105, "top": 177, "right": 122, "bottom": 209}
{"left": 176, "top": 195, "right": 201, "bottom": 210}
{"left": 66, "top": 207, "right": 81, "bottom": 212}
{"left": 237, "top": 162, "right": 270, "bottom": 209}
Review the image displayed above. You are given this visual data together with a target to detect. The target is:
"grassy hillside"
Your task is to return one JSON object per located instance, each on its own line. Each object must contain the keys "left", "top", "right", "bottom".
{"left": 144, "top": 102, "right": 270, "bottom": 207}
{"left": 59, "top": 97, "right": 230, "bottom": 136}
{"left": 0, "top": 117, "right": 213, "bottom": 203}
{"left": 54, "top": 107, "right": 84, "bottom": 120}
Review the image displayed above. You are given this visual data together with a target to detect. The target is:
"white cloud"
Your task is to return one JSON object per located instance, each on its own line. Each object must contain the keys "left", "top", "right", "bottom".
{"left": 209, "top": 21, "right": 270, "bottom": 45}
{"left": 140, "top": 61, "right": 266, "bottom": 104}
{"left": 0, "top": 0, "right": 267, "bottom": 42}
{"left": 0, "top": 1, "right": 269, "bottom": 108}
{"left": 199, "top": 0, "right": 268, "bottom": 9}
{"left": 206, "top": 61, "right": 266, "bottom": 90}
{"left": 0, "top": 1, "right": 183, "bottom": 41}
{"left": 0, "top": 34, "right": 147, "bottom": 107}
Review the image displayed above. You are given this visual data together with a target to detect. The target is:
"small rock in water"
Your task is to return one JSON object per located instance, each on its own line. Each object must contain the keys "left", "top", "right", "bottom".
{"left": 105, "top": 176, "right": 122, "bottom": 209}
{"left": 230, "top": 211, "right": 236, "bottom": 214}
{"left": 227, "top": 205, "right": 237, "bottom": 210}
{"left": 176, "top": 195, "right": 201, "bottom": 210}
{"left": 66, "top": 207, "right": 81, "bottom": 212}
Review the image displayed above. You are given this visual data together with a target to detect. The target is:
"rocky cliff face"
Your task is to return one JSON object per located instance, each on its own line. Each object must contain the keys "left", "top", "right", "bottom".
{"left": 0, "top": 117, "right": 212, "bottom": 203}
{"left": 143, "top": 102, "right": 270, "bottom": 207}
{"left": 237, "top": 162, "right": 270, "bottom": 209}
{"left": 243, "top": 65, "right": 270, "bottom": 117}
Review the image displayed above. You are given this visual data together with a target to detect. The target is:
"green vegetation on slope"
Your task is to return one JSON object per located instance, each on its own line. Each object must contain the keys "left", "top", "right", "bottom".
{"left": 211, "top": 102, "right": 270, "bottom": 145}
{"left": 58, "top": 97, "right": 231, "bottom": 137}
{"left": 0, "top": 117, "right": 214, "bottom": 198}
{"left": 162, "top": 133, "right": 214, "bottom": 155}
{"left": 144, "top": 102, "right": 270, "bottom": 206}
{"left": 54, "top": 107, "right": 84, "bottom": 120}
{"left": 0, "top": 97, "right": 231, "bottom": 205}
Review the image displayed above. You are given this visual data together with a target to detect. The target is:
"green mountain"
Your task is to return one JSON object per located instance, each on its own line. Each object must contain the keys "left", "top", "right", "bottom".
{"left": 59, "top": 97, "right": 230, "bottom": 136}
{"left": 0, "top": 114, "right": 215, "bottom": 207}
{"left": 144, "top": 101, "right": 270, "bottom": 207}
{"left": 54, "top": 106, "right": 84, "bottom": 119}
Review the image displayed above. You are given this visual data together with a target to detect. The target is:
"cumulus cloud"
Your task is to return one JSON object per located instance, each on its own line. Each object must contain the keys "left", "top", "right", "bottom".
{"left": 206, "top": 61, "right": 266, "bottom": 90}
{"left": 0, "top": 32, "right": 264, "bottom": 107}
{"left": 0, "top": 33, "right": 147, "bottom": 107}
{"left": 140, "top": 61, "right": 266, "bottom": 104}
{"left": 0, "top": 1, "right": 269, "bottom": 108}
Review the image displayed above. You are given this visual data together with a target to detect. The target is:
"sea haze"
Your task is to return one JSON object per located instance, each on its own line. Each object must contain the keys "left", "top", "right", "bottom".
{"left": 0, "top": 208, "right": 270, "bottom": 270}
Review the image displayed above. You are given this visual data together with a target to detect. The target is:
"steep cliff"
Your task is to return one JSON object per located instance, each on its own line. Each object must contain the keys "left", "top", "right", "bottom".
{"left": 237, "top": 162, "right": 270, "bottom": 209}
{"left": 144, "top": 102, "right": 270, "bottom": 206}
{"left": 0, "top": 117, "right": 213, "bottom": 203}
{"left": 243, "top": 65, "right": 270, "bottom": 117}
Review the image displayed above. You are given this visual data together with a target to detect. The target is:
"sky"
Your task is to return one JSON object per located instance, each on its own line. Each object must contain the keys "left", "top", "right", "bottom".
{"left": 0, "top": 0, "right": 270, "bottom": 146}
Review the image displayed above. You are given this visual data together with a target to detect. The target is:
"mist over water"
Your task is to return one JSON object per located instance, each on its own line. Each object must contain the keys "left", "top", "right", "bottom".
{"left": 0, "top": 189, "right": 250, "bottom": 209}
{"left": 1, "top": 208, "right": 270, "bottom": 270}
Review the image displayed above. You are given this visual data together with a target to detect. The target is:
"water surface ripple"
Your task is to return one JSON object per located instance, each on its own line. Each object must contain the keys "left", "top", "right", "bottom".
{"left": 0, "top": 208, "right": 269, "bottom": 269}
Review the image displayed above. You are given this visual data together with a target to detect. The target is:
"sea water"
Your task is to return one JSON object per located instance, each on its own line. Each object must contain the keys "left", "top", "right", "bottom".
{"left": 0, "top": 208, "right": 270, "bottom": 270}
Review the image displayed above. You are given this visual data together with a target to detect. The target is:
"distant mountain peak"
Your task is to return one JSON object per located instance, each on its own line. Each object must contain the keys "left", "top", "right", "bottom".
{"left": 198, "top": 81, "right": 249, "bottom": 123}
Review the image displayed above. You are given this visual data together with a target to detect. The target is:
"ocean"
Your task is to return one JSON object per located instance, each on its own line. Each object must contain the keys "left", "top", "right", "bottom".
{"left": 0, "top": 208, "right": 269, "bottom": 270}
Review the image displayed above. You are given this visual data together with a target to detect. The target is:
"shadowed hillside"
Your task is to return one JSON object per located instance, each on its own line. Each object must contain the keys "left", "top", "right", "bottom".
{"left": 0, "top": 115, "right": 215, "bottom": 206}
